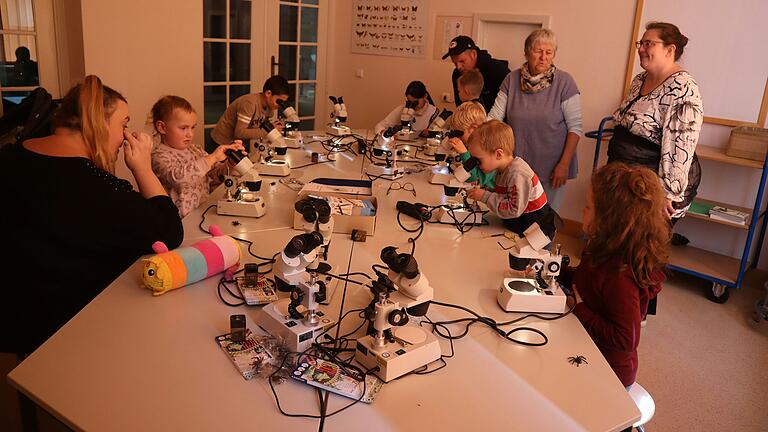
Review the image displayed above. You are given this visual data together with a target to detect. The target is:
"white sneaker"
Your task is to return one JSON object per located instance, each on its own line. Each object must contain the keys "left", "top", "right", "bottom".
{"left": 641, "top": 318, "right": 647, "bottom": 328}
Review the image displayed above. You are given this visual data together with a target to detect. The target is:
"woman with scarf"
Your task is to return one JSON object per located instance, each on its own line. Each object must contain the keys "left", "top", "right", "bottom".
{"left": 609, "top": 22, "right": 702, "bottom": 247}
{"left": 488, "top": 29, "right": 582, "bottom": 210}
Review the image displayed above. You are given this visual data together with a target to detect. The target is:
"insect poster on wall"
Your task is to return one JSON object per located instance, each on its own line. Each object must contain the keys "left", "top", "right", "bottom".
{"left": 351, "top": 0, "right": 428, "bottom": 58}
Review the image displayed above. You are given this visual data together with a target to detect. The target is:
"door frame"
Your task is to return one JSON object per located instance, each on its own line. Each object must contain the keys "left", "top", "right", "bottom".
{"left": 261, "top": 0, "right": 328, "bottom": 130}
{"left": 472, "top": 13, "right": 550, "bottom": 43}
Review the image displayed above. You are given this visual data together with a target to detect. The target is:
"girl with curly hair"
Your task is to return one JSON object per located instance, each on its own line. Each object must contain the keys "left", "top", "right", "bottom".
{"left": 563, "top": 162, "right": 670, "bottom": 389}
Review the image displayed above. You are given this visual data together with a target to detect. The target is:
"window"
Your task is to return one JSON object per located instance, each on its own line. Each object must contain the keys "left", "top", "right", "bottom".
{"left": 203, "top": 0, "right": 252, "bottom": 152}
{"left": 278, "top": 0, "right": 318, "bottom": 130}
{"left": 0, "top": 0, "right": 39, "bottom": 114}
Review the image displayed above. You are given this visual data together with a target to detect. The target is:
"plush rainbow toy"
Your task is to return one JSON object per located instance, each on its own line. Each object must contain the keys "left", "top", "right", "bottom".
{"left": 142, "top": 225, "right": 241, "bottom": 296}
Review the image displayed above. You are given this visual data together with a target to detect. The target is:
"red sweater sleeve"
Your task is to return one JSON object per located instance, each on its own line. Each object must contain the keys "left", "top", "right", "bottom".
{"left": 573, "top": 269, "right": 641, "bottom": 353}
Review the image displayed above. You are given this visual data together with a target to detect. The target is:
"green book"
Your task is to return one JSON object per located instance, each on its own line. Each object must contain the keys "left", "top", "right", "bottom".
{"left": 689, "top": 201, "right": 715, "bottom": 216}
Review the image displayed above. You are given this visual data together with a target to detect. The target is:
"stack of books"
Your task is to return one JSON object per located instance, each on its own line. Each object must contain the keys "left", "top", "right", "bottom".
{"left": 709, "top": 206, "right": 749, "bottom": 225}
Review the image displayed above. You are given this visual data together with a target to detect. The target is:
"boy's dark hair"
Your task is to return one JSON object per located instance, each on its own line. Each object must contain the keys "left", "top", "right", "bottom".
{"left": 263, "top": 75, "right": 291, "bottom": 96}
{"left": 405, "top": 80, "right": 434, "bottom": 106}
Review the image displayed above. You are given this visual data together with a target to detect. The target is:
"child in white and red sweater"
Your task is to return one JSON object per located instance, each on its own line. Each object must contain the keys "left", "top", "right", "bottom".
{"left": 466, "top": 120, "right": 559, "bottom": 239}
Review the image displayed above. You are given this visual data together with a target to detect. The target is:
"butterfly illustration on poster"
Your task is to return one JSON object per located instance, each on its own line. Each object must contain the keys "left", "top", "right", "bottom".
{"left": 351, "top": 0, "right": 428, "bottom": 58}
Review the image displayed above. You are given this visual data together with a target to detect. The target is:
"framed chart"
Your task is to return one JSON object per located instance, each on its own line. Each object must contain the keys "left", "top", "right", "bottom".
{"left": 351, "top": 0, "right": 428, "bottom": 58}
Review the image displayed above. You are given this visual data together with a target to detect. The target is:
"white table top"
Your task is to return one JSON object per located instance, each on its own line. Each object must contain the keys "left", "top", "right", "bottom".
{"left": 8, "top": 131, "right": 639, "bottom": 431}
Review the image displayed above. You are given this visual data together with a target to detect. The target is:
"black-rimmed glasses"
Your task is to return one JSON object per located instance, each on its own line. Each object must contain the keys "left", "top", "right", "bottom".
{"left": 386, "top": 181, "right": 416, "bottom": 197}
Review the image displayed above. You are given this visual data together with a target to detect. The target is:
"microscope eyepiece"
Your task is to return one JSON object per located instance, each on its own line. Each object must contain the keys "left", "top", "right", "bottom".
{"left": 225, "top": 149, "right": 245, "bottom": 163}
{"left": 314, "top": 200, "right": 332, "bottom": 224}
{"left": 295, "top": 198, "right": 318, "bottom": 223}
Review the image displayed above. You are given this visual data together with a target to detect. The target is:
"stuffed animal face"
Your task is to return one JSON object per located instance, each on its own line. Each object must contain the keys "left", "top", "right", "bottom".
{"left": 142, "top": 259, "right": 174, "bottom": 292}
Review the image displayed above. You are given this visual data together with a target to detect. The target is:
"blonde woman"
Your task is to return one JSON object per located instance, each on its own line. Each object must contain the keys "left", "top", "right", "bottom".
{"left": 0, "top": 75, "right": 183, "bottom": 353}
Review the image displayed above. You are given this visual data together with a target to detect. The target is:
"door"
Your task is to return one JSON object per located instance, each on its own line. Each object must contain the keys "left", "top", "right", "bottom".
{"left": 473, "top": 14, "right": 550, "bottom": 69}
{"left": 264, "top": 0, "right": 327, "bottom": 131}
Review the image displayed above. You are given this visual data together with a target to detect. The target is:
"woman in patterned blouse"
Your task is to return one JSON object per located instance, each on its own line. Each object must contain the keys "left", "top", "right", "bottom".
{"left": 609, "top": 22, "right": 703, "bottom": 234}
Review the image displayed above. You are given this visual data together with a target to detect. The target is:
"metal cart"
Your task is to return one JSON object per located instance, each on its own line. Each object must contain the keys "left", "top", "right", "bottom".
{"left": 586, "top": 116, "right": 768, "bottom": 303}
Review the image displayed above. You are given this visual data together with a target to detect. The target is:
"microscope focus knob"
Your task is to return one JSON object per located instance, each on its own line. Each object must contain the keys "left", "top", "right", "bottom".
{"left": 547, "top": 261, "right": 561, "bottom": 273}
{"left": 290, "top": 287, "right": 304, "bottom": 304}
{"left": 388, "top": 308, "right": 409, "bottom": 326}
{"left": 314, "top": 280, "right": 327, "bottom": 304}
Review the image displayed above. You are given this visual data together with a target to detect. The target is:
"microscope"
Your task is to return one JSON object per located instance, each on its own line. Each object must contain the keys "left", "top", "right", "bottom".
{"left": 365, "top": 125, "right": 405, "bottom": 180}
{"left": 428, "top": 129, "right": 464, "bottom": 185}
{"left": 326, "top": 95, "right": 352, "bottom": 136}
{"left": 497, "top": 223, "right": 570, "bottom": 314}
{"left": 294, "top": 197, "right": 334, "bottom": 275}
{"left": 277, "top": 99, "right": 303, "bottom": 148}
{"left": 216, "top": 149, "right": 267, "bottom": 218}
{"left": 251, "top": 118, "right": 290, "bottom": 177}
{"left": 423, "top": 108, "right": 453, "bottom": 157}
{"left": 355, "top": 246, "right": 441, "bottom": 382}
{"left": 255, "top": 232, "right": 336, "bottom": 353}
{"left": 394, "top": 100, "right": 421, "bottom": 141}
{"left": 436, "top": 156, "right": 485, "bottom": 225}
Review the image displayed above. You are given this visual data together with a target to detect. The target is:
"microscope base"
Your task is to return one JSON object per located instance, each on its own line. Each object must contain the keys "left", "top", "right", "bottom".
{"left": 326, "top": 125, "right": 352, "bottom": 136}
{"left": 355, "top": 326, "right": 441, "bottom": 382}
{"left": 498, "top": 278, "right": 568, "bottom": 314}
{"left": 365, "top": 163, "right": 404, "bottom": 180}
{"left": 436, "top": 203, "right": 484, "bottom": 225}
{"left": 423, "top": 138, "right": 440, "bottom": 156}
{"left": 255, "top": 299, "right": 336, "bottom": 353}
{"left": 429, "top": 169, "right": 452, "bottom": 185}
{"left": 395, "top": 130, "right": 420, "bottom": 141}
{"left": 284, "top": 134, "right": 303, "bottom": 148}
{"left": 258, "top": 160, "right": 291, "bottom": 177}
{"left": 217, "top": 198, "right": 267, "bottom": 218}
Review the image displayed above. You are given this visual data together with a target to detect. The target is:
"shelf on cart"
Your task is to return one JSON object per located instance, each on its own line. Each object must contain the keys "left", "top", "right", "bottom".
{"left": 686, "top": 198, "right": 752, "bottom": 230}
{"left": 696, "top": 145, "right": 765, "bottom": 169}
{"left": 668, "top": 245, "right": 743, "bottom": 285}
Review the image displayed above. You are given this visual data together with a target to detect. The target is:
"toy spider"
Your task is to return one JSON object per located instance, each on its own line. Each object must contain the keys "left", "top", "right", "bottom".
{"left": 567, "top": 355, "right": 588, "bottom": 367}
{"left": 231, "top": 220, "right": 241, "bottom": 226}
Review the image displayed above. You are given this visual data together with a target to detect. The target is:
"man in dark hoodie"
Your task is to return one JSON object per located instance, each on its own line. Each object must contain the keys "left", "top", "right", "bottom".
{"left": 443, "top": 35, "right": 510, "bottom": 113}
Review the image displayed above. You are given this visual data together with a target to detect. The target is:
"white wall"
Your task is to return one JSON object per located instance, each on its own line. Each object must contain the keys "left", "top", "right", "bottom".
{"left": 71, "top": 0, "right": 768, "bottom": 270}
{"left": 323, "top": 0, "right": 768, "bottom": 270}
{"left": 325, "top": 0, "right": 636, "bottom": 223}
{"left": 80, "top": 0, "right": 203, "bottom": 182}
{"left": 53, "top": 0, "right": 85, "bottom": 92}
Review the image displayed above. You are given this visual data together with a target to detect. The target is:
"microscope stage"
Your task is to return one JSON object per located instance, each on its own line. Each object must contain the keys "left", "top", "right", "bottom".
{"left": 429, "top": 169, "right": 452, "bottom": 185}
{"left": 217, "top": 197, "right": 267, "bottom": 218}
{"left": 255, "top": 299, "right": 336, "bottom": 353}
{"left": 284, "top": 135, "right": 303, "bottom": 148}
{"left": 355, "top": 326, "right": 441, "bottom": 382}
{"left": 365, "top": 163, "right": 404, "bottom": 180}
{"left": 497, "top": 277, "right": 568, "bottom": 314}
{"left": 259, "top": 160, "right": 291, "bottom": 177}
{"left": 326, "top": 125, "right": 352, "bottom": 136}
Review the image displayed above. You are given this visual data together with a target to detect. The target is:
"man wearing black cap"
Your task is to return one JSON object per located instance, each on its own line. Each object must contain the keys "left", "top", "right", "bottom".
{"left": 443, "top": 35, "right": 510, "bottom": 113}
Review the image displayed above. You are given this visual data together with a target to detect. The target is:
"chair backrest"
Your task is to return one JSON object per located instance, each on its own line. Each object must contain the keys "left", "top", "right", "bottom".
{"left": 628, "top": 382, "right": 656, "bottom": 427}
{"left": 0, "top": 87, "right": 59, "bottom": 149}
